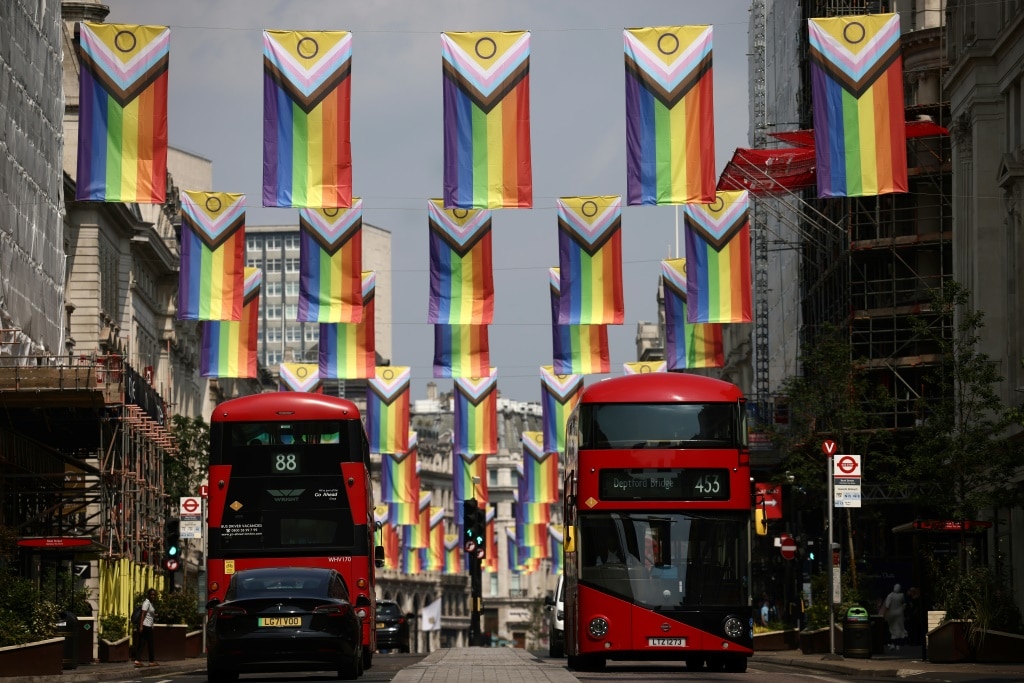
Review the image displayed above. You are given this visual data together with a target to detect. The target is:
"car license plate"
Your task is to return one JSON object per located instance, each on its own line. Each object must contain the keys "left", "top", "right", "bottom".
{"left": 648, "top": 637, "right": 686, "bottom": 647}
{"left": 376, "top": 622, "right": 385, "bottom": 628}
{"left": 259, "top": 616, "right": 301, "bottom": 627}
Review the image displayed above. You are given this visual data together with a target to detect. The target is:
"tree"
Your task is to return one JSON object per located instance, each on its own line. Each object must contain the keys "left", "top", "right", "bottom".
{"left": 776, "top": 323, "right": 892, "bottom": 588}
{"left": 164, "top": 414, "right": 209, "bottom": 503}
{"left": 907, "top": 282, "right": 1024, "bottom": 558}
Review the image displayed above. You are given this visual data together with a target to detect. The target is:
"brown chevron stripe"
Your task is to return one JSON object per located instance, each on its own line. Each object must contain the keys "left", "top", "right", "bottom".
{"left": 429, "top": 217, "right": 492, "bottom": 257}
{"left": 624, "top": 52, "right": 712, "bottom": 109}
{"left": 183, "top": 213, "right": 244, "bottom": 251}
{"left": 683, "top": 211, "right": 748, "bottom": 252}
{"left": 264, "top": 57, "right": 351, "bottom": 114}
{"left": 808, "top": 41, "right": 900, "bottom": 98}
{"left": 79, "top": 51, "right": 168, "bottom": 108}
{"left": 442, "top": 59, "right": 529, "bottom": 114}
{"left": 558, "top": 216, "right": 621, "bottom": 257}
{"left": 299, "top": 214, "right": 361, "bottom": 255}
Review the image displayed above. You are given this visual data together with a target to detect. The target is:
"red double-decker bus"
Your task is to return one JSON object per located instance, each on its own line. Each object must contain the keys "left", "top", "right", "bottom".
{"left": 207, "top": 392, "right": 381, "bottom": 670}
{"left": 562, "top": 373, "right": 753, "bottom": 672}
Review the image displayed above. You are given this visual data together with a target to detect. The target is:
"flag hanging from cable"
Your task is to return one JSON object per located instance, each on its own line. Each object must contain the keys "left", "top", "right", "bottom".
{"left": 557, "top": 197, "right": 624, "bottom": 325}
{"left": 262, "top": 30, "right": 352, "bottom": 207}
{"left": 662, "top": 258, "right": 724, "bottom": 368}
{"left": 441, "top": 31, "right": 532, "bottom": 209}
{"left": 522, "top": 432, "right": 559, "bottom": 503}
{"left": 443, "top": 534, "right": 462, "bottom": 575}
{"left": 683, "top": 190, "right": 752, "bottom": 323}
{"left": 428, "top": 200, "right": 494, "bottom": 324}
{"left": 278, "top": 363, "right": 322, "bottom": 392}
{"left": 549, "top": 267, "right": 609, "bottom": 374}
{"left": 76, "top": 22, "right": 169, "bottom": 203}
{"left": 808, "top": 13, "right": 907, "bottom": 198}
{"left": 427, "top": 507, "right": 445, "bottom": 572}
{"left": 624, "top": 26, "right": 715, "bottom": 205}
{"left": 319, "top": 271, "right": 376, "bottom": 379}
{"left": 200, "top": 267, "right": 262, "bottom": 378}
{"left": 540, "top": 366, "right": 583, "bottom": 454}
{"left": 367, "top": 366, "right": 411, "bottom": 454}
{"left": 433, "top": 324, "right": 490, "bottom": 378}
{"left": 453, "top": 369, "right": 499, "bottom": 456}
{"left": 178, "top": 191, "right": 246, "bottom": 321}
{"left": 298, "top": 202, "right": 363, "bottom": 322}
{"left": 623, "top": 360, "right": 667, "bottom": 374}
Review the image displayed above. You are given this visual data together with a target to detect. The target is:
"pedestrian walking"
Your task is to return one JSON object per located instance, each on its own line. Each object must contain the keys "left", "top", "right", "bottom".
{"left": 134, "top": 588, "right": 159, "bottom": 667}
{"left": 882, "top": 583, "right": 907, "bottom": 650}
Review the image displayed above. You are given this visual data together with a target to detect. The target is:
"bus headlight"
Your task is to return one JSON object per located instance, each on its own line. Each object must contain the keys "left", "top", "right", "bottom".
{"left": 588, "top": 617, "right": 609, "bottom": 639}
{"left": 722, "top": 615, "right": 744, "bottom": 639}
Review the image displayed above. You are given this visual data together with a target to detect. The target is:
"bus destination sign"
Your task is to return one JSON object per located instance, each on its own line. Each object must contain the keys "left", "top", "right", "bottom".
{"left": 599, "top": 468, "right": 730, "bottom": 501}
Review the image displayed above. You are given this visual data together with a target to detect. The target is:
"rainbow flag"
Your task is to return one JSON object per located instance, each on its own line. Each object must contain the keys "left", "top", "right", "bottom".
{"left": 427, "top": 506, "right": 445, "bottom": 571}
{"left": 278, "top": 363, "right": 322, "bottom": 392}
{"left": 200, "top": 267, "right": 262, "bottom": 377}
{"left": 662, "top": 258, "right": 724, "bottom": 369}
{"left": 375, "top": 505, "right": 400, "bottom": 571}
{"left": 683, "top": 190, "right": 752, "bottom": 323}
{"left": 624, "top": 26, "right": 715, "bottom": 205}
{"left": 400, "top": 546, "right": 425, "bottom": 575}
{"left": 262, "top": 30, "right": 352, "bottom": 208}
{"left": 483, "top": 508, "right": 498, "bottom": 573}
{"left": 433, "top": 324, "right": 489, "bottom": 378}
{"left": 522, "top": 432, "right": 559, "bottom": 503}
{"left": 549, "top": 268, "right": 610, "bottom": 374}
{"left": 624, "top": 360, "right": 667, "bottom": 374}
{"left": 441, "top": 31, "right": 532, "bottom": 209}
{"left": 443, "top": 534, "right": 462, "bottom": 575}
{"left": 404, "top": 492, "right": 432, "bottom": 549}
{"left": 549, "top": 524, "right": 564, "bottom": 575}
{"left": 319, "top": 271, "right": 376, "bottom": 379}
{"left": 557, "top": 197, "right": 624, "bottom": 325}
{"left": 298, "top": 203, "right": 363, "bottom": 322}
{"left": 453, "top": 369, "right": 499, "bottom": 456}
{"left": 453, "top": 452, "right": 489, "bottom": 518}
{"left": 367, "top": 366, "right": 411, "bottom": 454}
{"left": 76, "top": 22, "right": 169, "bottom": 203}
{"left": 380, "top": 449, "right": 419, "bottom": 514}
{"left": 178, "top": 191, "right": 246, "bottom": 321}
{"left": 540, "top": 366, "right": 583, "bottom": 454}
{"left": 808, "top": 14, "right": 907, "bottom": 197}
{"left": 428, "top": 200, "right": 494, "bottom": 324}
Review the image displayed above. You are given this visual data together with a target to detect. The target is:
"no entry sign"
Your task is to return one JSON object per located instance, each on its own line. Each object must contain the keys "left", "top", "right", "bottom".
{"left": 780, "top": 533, "right": 797, "bottom": 560}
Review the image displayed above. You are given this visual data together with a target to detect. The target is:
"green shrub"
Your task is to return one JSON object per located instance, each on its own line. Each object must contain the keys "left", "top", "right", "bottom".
{"left": 928, "top": 552, "right": 1024, "bottom": 640}
{"left": 0, "top": 572, "right": 61, "bottom": 646}
{"left": 100, "top": 613, "right": 128, "bottom": 642}
{"left": 158, "top": 589, "right": 202, "bottom": 629}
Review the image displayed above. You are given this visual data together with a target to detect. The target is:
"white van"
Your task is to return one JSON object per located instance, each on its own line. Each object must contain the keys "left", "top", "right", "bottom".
{"left": 545, "top": 573, "right": 565, "bottom": 657}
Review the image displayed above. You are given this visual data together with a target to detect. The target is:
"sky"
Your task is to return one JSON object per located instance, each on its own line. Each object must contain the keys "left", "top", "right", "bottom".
{"left": 104, "top": 0, "right": 753, "bottom": 403}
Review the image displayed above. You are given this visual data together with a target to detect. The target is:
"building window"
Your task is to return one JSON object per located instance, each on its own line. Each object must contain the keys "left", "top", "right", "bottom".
{"left": 266, "top": 304, "right": 282, "bottom": 320}
{"left": 285, "top": 258, "right": 300, "bottom": 274}
{"left": 304, "top": 326, "right": 320, "bottom": 342}
{"left": 265, "top": 258, "right": 281, "bottom": 273}
{"left": 285, "top": 325, "right": 301, "bottom": 342}
{"left": 285, "top": 303, "right": 298, "bottom": 319}
{"left": 285, "top": 280, "right": 300, "bottom": 297}
{"left": 285, "top": 234, "right": 301, "bottom": 250}
{"left": 266, "top": 350, "right": 282, "bottom": 365}
{"left": 488, "top": 573, "right": 498, "bottom": 598}
{"left": 245, "top": 257, "right": 259, "bottom": 268}
{"left": 265, "top": 281, "right": 282, "bottom": 297}
{"left": 265, "top": 236, "right": 282, "bottom": 251}
{"left": 266, "top": 326, "right": 282, "bottom": 342}
{"left": 246, "top": 236, "right": 261, "bottom": 251}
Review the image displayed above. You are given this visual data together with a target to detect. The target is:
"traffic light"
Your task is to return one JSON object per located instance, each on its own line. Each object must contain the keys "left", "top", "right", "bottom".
{"left": 463, "top": 499, "right": 486, "bottom": 560}
{"left": 164, "top": 518, "right": 180, "bottom": 566}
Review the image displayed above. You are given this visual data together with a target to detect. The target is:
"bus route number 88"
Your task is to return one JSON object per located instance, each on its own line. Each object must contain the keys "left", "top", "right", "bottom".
{"left": 272, "top": 453, "right": 300, "bottom": 473}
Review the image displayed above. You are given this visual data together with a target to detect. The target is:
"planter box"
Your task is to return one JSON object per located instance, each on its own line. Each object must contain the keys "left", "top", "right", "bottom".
{"left": 152, "top": 624, "right": 188, "bottom": 661}
{"left": 0, "top": 637, "right": 65, "bottom": 677}
{"left": 753, "top": 629, "right": 799, "bottom": 651}
{"left": 927, "top": 620, "right": 973, "bottom": 663}
{"left": 99, "top": 636, "right": 131, "bottom": 663}
{"left": 975, "top": 629, "right": 1024, "bottom": 663}
{"left": 185, "top": 630, "right": 204, "bottom": 658}
{"left": 799, "top": 625, "right": 843, "bottom": 654}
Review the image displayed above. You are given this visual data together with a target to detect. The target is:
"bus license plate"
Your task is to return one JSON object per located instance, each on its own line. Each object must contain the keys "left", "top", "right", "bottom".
{"left": 648, "top": 637, "right": 686, "bottom": 647}
{"left": 259, "top": 616, "right": 301, "bottom": 627}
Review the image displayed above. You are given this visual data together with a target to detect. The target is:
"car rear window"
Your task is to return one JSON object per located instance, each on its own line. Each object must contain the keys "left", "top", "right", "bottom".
{"left": 235, "top": 575, "right": 324, "bottom": 598}
{"left": 377, "top": 603, "right": 400, "bottom": 618}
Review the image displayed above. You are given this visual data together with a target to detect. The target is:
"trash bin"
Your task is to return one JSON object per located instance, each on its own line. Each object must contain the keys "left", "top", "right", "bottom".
{"left": 55, "top": 611, "right": 79, "bottom": 669}
{"left": 843, "top": 606, "right": 871, "bottom": 659}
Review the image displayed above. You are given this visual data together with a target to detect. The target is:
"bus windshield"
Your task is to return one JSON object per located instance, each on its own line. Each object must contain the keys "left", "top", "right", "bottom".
{"left": 580, "top": 403, "right": 741, "bottom": 449}
{"left": 579, "top": 512, "right": 748, "bottom": 609}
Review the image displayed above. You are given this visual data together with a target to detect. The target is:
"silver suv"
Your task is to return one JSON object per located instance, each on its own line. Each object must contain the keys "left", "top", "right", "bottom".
{"left": 545, "top": 573, "right": 565, "bottom": 657}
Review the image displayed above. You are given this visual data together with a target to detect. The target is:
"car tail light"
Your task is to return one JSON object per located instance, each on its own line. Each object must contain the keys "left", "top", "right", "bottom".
{"left": 397, "top": 616, "right": 405, "bottom": 625}
{"left": 355, "top": 608, "right": 368, "bottom": 620}
{"left": 313, "top": 604, "right": 351, "bottom": 617}
{"left": 218, "top": 606, "right": 246, "bottom": 619}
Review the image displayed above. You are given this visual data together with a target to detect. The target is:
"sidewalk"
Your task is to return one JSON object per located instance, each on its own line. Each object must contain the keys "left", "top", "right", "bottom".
{"left": 5, "top": 645, "right": 1024, "bottom": 683}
